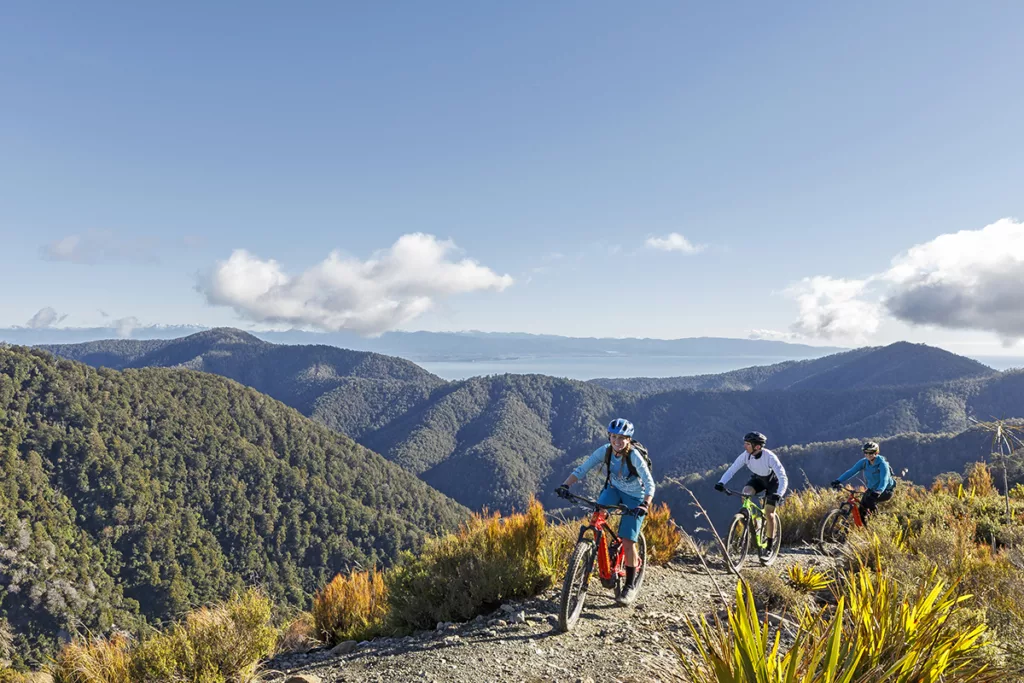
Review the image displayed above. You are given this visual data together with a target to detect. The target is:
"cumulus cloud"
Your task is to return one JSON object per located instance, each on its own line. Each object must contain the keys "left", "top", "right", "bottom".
{"left": 883, "top": 218, "right": 1024, "bottom": 340}
{"left": 784, "top": 218, "right": 1024, "bottom": 343}
{"left": 787, "top": 276, "right": 882, "bottom": 342}
{"left": 113, "top": 316, "right": 139, "bottom": 338}
{"left": 198, "top": 233, "right": 514, "bottom": 335}
{"left": 26, "top": 307, "right": 67, "bottom": 329}
{"left": 644, "top": 233, "right": 704, "bottom": 254}
{"left": 40, "top": 230, "right": 160, "bottom": 265}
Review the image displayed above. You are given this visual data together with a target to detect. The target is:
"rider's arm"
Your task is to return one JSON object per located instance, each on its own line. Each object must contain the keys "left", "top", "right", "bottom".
{"left": 563, "top": 446, "right": 605, "bottom": 487}
{"left": 630, "top": 450, "right": 656, "bottom": 505}
{"left": 768, "top": 451, "right": 789, "bottom": 497}
{"left": 836, "top": 458, "right": 867, "bottom": 485}
{"left": 718, "top": 452, "right": 747, "bottom": 486}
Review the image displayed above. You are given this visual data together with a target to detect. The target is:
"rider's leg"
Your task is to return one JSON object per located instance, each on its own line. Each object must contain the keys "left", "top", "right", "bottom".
{"left": 764, "top": 503, "right": 777, "bottom": 539}
{"left": 859, "top": 489, "right": 889, "bottom": 525}
{"left": 618, "top": 491, "right": 644, "bottom": 568}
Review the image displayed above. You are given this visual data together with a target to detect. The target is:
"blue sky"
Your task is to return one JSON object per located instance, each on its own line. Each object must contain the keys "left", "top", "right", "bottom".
{"left": 3, "top": 2, "right": 1024, "bottom": 354}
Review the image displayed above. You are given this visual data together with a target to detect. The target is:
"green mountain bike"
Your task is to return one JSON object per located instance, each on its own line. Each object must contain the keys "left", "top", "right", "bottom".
{"left": 721, "top": 487, "right": 782, "bottom": 574}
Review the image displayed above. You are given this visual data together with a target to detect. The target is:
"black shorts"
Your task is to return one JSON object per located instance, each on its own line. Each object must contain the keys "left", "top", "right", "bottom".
{"left": 746, "top": 473, "right": 780, "bottom": 497}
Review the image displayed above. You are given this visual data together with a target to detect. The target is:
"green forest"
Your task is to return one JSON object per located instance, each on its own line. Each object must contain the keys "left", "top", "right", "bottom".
{"left": 0, "top": 346, "right": 465, "bottom": 666}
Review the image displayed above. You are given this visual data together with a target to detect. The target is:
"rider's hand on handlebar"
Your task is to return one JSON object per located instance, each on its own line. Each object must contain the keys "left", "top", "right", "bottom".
{"left": 830, "top": 480, "right": 841, "bottom": 490}
{"left": 555, "top": 484, "right": 571, "bottom": 499}
{"left": 634, "top": 504, "right": 649, "bottom": 518}
{"left": 714, "top": 482, "right": 725, "bottom": 493}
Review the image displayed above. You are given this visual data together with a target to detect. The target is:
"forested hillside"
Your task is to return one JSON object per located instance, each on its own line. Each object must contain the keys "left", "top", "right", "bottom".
{"left": 0, "top": 346, "right": 466, "bottom": 663}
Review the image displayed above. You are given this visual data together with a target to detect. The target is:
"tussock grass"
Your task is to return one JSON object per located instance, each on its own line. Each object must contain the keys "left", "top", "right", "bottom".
{"left": 311, "top": 569, "right": 388, "bottom": 645}
{"left": 276, "top": 612, "right": 319, "bottom": 654}
{"left": 643, "top": 502, "right": 684, "bottom": 565}
{"left": 386, "top": 498, "right": 549, "bottom": 630}
{"left": 52, "top": 633, "right": 132, "bottom": 683}
{"left": 50, "top": 589, "right": 277, "bottom": 683}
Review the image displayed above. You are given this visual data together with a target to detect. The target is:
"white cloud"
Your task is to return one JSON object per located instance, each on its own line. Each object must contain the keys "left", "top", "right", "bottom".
{"left": 644, "top": 233, "right": 704, "bottom": 254}
{"left": 26, "top": 307, "right": 67, "bottom": 329}
{"left": 198, "top": 233, "right": 514, "bottom": 335}
{"left": 40, "top": 230, "right": 160, "bottom": 265}
{"left": 883, "top": 218, "right": 1024, "bottom": 340}
{"left": 113, "top": 316, "right": 139, "bottom": 338}
{"left": 783, "top": 218, "right": 1024, "bottom": 343}
{"left": 786, "top": 276, "right": 882, "bottom": 342}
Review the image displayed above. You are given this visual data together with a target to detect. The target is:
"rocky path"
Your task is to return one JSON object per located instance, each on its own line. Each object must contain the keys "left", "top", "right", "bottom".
{"left": 266, "top": 550, "right": 812, "bottom": 683}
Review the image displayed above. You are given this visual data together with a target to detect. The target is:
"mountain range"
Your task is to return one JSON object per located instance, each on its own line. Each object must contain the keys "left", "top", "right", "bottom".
{"left": 5, "top": 325, "right": 844, "bottom": 361}
{"left": 37, "top": 330, "right": 1022, "bottom": 515}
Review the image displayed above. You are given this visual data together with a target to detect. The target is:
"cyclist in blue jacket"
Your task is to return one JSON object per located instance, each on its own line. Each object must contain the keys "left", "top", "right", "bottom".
{"left": 830, "top": 441, "right": 896, "bottom": 524}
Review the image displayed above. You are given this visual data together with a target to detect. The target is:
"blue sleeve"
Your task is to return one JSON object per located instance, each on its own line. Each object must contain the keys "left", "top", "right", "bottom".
{"left": 837, "top": 458, "right": 866, "bottom": 484}
{"left": 875, "top": 457, "right": 892, "bottom": 492}
{"left": 571, "top": 447, "right": 606, "bottom": 481}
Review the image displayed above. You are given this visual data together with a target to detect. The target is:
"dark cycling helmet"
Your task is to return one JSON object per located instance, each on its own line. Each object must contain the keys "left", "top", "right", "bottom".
{"left": 862, "top": 441, "right": 880, "bottom": 454}
{"left": 744, "top": 431, "right": 767, "bottom": 446}
{"left": 608, "top": 418, "right": 635, "bottom": 437}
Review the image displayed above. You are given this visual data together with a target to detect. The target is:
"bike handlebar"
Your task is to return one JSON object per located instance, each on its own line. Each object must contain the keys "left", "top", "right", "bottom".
{"left": 560, "top": 491, "right": 640, "bottom": 516}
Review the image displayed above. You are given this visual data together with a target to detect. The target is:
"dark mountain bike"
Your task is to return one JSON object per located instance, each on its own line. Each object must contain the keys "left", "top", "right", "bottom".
{"left": 556, "top": 491, "right": 647, "bottom": 632}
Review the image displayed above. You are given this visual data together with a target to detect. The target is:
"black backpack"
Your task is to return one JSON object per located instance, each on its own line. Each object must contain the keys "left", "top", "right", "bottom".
{"left": 603, "top": 441, "right": 653, "bottom": 489}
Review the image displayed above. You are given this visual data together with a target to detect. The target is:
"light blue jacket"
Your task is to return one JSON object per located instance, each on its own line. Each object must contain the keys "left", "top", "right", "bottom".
{"left": 572, "top": 445, "right": 656, "bottom": 499}
{"left": 837, "top": 455, "right": 895, "bottom": 493}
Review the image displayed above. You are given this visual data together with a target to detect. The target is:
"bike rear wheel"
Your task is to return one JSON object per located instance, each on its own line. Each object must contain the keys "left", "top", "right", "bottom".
{"left": 725, "top": 512, "right": 750, "bottom": 575}
{"left": 819, "top": 508, "right": 850, "bottom": 553}
{"left": 558, "top": 540, "right": 595, "bottom": 632}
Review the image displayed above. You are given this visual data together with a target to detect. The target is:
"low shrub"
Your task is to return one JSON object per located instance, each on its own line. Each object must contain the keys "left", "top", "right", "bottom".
{"left": 52, "top": 588, "right": 277, "bottom": 683}
{"left": 386, "top": 499, "right": 549, "bottom": 631}
{"left": 642, "top": 502, "right": 684, "bottom": 566}
{"left": 675, "top": 550, "right": 1002, "bottom": 682}
{"left": 52, "top": 633, "right": 132, "bottom": 683}
{"left": 742, "top": 568, "right": 808, "bottom": 614}
{"left": 277, "top": 612, "right": 319, "bottom": 654}
{"left": 311, "top": 569, "right": 388, "bottom": 645}
{"left": 778, "top": 486, "right": 835, "bottom": 546}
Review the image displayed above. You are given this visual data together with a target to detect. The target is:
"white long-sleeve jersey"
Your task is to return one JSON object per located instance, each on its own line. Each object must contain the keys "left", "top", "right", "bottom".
{"left": 718, "top": 448, "right": 789, "bottom": 497}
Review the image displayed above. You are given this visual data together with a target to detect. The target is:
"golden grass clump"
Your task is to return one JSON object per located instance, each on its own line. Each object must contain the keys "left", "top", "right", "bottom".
{"left": 52, "top": 588, "right": 277, "bottom": 683}
{"left": 52, "top": 632, "right": 132, "bottom": 683}
{"left": 386, "top": 498, "right": 549, "bottom": 630}
{"left": 642, "top": 502, "right": 684, "bottom": 566}
{"left": 276, "top": 611, "right": 320, "bottom": 654}
{"left": 311, "top": 569, "right": 389, "bottom": 645}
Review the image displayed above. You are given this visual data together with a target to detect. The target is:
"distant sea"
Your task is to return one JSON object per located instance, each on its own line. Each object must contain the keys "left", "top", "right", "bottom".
{"left": 417, "top": 354, "right": 1024, "bottom": 381}
{"left": 417, "top": 355, "right": 805, "bottom": 381}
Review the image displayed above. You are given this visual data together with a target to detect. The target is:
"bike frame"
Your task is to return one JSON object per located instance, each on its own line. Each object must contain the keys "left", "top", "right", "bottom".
{"left": 726, "top": 488, "right": 771, "bottom": 549}
{"left": 837, "top": 486, "right": 865, "bottom": 527}
{"left": 566, "top": 492, "right": 638, "bottom": 583}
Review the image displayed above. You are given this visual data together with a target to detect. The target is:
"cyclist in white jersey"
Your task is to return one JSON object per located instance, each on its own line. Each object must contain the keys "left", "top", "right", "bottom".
{"left": 714, "top": 431, "right": 789, "bottom": 554}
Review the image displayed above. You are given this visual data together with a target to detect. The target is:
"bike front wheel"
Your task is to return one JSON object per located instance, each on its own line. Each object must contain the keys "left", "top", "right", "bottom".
{"left": 725, "top": 512, "right": 750, "bottom": 575}
{"left": 819, "top": 508, "right": 850, "bottom": 554}
{"left": 558, "top": 540, "right": 596, "bottom": 632}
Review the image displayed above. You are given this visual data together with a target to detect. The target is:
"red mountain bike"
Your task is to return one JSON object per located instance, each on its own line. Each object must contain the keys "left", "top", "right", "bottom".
{"left": 818, "top": 486, "right": 864, "bottom": 551}
{"left": 557, "top": 492, "right": 647, "bottom": 632}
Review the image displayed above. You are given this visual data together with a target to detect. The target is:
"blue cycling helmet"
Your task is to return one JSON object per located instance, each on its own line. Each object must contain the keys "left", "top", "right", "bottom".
{"left": 607, "top": 418, "right": 635, "bottom": 437}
